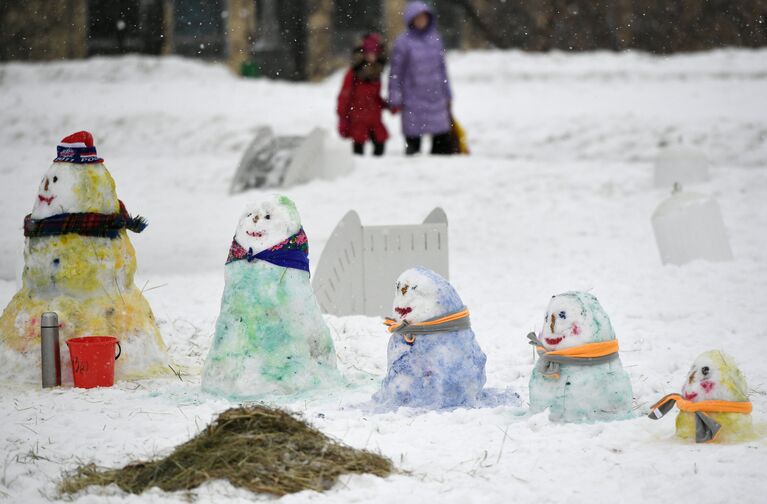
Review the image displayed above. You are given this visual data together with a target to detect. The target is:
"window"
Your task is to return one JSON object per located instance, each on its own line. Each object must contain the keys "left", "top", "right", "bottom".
{"left": 88, "top": 0, "right": 165, "bottom": 55}
{"left": 87, "top": 0, "right": 142, "bottom": 54}
{"left": 173, "top": 0, "right": 225, "bottom": 57}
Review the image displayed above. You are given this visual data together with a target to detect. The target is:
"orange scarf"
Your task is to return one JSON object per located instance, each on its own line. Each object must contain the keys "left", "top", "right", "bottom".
{"left": 527, "top": 332, "right": 620, "bottom": 379}
{"left": 648, "top": 393, "right": 752, "bottom": 443}
{"left": 650, "top": 393, "right": 752, "bottom": 415}
{"left": 537, "top": 340, "right": 619, "bottom": 359}
{"left": 384, "top": 308, "right": 471, "bottom": 344}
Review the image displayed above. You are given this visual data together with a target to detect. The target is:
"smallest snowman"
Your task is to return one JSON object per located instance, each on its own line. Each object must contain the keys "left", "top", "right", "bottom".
{"left": 648, "top": 350, "right": 754, "bottom": 443}
{"left": 528, "top": 291, "right": 634, "bottom": 422}
{"left": 372, "top": 267, "right": 486, "bottom": 410}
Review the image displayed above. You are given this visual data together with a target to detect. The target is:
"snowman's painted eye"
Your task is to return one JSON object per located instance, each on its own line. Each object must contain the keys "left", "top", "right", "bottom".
{"left": 265, "top": 214, "right": 271, "bottom": 220}
{"left": 412, "top": 285, "right": 417, "bottom": 290}
{"left": 544, "top": 313, "right": 548, "bottom": 321}
{"left": 53, "top": 176, "right": 58, "bottom": 183}
{"left": 558, "top": 311, "right": 566, "bottom": 319}
{"left": 701, "top": 366, "right": 710, "bottom": 376}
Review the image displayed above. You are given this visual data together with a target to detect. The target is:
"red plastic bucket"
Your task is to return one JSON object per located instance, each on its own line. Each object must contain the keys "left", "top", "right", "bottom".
{"left": 66, "top": 336, "right": 122, "bottom": 388}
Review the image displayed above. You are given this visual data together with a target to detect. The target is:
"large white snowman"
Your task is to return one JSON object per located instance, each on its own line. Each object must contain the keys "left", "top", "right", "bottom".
{"left": 0, "top": 131, "right": 170, "bottom": 383}
{"left": 201, "top": 195, "right": 338, "bottom": 398}
{"left": 528, "top": 291, "right": 633, "bottom": 422}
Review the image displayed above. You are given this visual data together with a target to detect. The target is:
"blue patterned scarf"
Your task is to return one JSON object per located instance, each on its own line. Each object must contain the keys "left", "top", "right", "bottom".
{"left": 226, "top": 228, "right": 310, "bottom": 273}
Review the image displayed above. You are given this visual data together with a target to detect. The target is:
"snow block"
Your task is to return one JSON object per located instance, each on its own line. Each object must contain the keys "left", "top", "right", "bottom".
{"left": 652, "top": 188, "right": 733, "bottom": 265}
{"left": 229, "top": 126, "right": 302, "bottom": 192}
{"left": 653, "top": 146, "right": 710, "bottom": 189}
{"left": 230, "top": 127, "right": 353, "bottom": 193}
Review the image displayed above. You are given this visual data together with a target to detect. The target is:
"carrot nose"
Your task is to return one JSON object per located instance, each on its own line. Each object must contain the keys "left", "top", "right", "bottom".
{"left": 400, "top": 285, "right": 409, "bottom": 296}
{"left": 688, "top": 371, "right": 696, "bottom": 384}
{"left": 550, "top": 313, "right": 556, "bottom": 333}
{"left": 252, "top": 215, "right": 259, "bottom": 224}
{"left": 44, "top": 178, "right": 49, "bottom": 191}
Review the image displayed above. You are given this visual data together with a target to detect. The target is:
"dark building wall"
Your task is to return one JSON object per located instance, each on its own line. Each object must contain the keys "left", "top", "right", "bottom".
{"left": 249, "top": 0, "right": 310, "bottom": 80}
{"left": 87, "top": 0, "right": 166, "bottom": 56}
{"left": 2, "top": 0, "right": 766, "bottom": 78}
{"left": 0, "top": 0, "right": 254, "bottom": 69}
{"left": 0, "top": 0, "right": 88, "bottom": 61}
{"left": 172, "top": 0, "right": 226, "bottom": 57}
{"left": 465, "top": 0, "right": 767, "bottom": 52}
{"left": 307, "top": 0, "right": 335, "bottom": 80}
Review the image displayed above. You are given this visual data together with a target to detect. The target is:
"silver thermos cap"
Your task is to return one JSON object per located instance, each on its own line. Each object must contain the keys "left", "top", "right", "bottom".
{"left": 41, "top": 312, "right": 61, "bottom": 388}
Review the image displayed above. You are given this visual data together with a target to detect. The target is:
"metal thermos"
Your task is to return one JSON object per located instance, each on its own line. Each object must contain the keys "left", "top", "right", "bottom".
{"left": 41, "top": 312, "right": 61, "bottom": 388}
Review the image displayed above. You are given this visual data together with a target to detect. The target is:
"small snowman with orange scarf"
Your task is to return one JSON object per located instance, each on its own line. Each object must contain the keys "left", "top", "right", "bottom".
{"left": 527, "top": 291, "right": 634, "bottom": 422}
{"left": 648, "top": 351, "right": 755, "bottom": 443}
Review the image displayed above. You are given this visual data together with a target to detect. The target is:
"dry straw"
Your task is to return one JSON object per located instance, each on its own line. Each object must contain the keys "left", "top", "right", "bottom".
{"left": 60, "top": 405, "right": 393, "bottom": 497}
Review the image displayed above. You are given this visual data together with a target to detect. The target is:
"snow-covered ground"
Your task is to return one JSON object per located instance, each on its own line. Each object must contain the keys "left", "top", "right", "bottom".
{"left": 1, "top": 48, "right": 766, "bottom": 503}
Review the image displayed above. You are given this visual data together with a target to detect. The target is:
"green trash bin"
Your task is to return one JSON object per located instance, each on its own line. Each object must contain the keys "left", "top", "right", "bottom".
{"left": 241, "top": 61, "right": 261, "bottom": 78}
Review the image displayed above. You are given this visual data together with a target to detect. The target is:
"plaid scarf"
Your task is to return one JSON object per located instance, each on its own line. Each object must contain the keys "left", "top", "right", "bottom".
{"left": 24, "top": 200, "right": 147, "bottom": 240}
{"left": 226, "top": 228, "right": 310, "bottom": 273}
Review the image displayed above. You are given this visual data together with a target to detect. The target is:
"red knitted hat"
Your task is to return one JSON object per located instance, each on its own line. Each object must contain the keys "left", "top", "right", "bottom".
{"left": 53, "top": 131, "right": 104, "bottom": 164}
{"left": 362, "top": 33, "right": 383, "bottom": 55}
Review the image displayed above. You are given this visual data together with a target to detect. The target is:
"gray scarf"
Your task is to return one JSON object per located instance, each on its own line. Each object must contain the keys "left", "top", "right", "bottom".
{"left": 648, "top": 394, "right": 722, "bottom": 443}
{"left": 527, "top": 332, "right": 619, "bottom": 379}
{"left": 388, "top": 307, "right": 471, "bottom": 345}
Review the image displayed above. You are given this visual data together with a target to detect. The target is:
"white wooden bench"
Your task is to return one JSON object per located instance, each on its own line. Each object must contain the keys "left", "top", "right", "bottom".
{"left": 312, "top": 208, "right": 449, "bottom": 317}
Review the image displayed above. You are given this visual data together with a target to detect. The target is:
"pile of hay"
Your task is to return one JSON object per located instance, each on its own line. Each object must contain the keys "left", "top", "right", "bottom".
{"left": 60, "top": 405, "right": 393, "bottom": 497}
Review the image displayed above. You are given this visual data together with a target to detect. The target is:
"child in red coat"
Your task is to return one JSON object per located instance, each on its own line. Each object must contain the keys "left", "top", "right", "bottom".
{"left": 337, "top": 33, "right": 390, "bottom": 156}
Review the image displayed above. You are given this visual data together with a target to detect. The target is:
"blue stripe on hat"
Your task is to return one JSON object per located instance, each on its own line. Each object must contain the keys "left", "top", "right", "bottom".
{"left": 54, "top": 145, "right": 104, "bottom": 164}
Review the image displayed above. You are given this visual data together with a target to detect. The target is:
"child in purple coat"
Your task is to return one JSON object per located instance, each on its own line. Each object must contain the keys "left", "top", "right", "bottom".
{"left": 388, "top": 1, "right": 454, "bottom": 155}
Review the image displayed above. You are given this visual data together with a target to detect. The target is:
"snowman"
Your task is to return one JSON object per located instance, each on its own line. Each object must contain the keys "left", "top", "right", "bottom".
{"left": 0, "top": 131, "right": 170, "bottom": 383}
{"left": 373, "top": 267, "right": 487, "bottom": 410}
{"left": 527, "top": 291, "right": 633, "bottom": 422}
{"left": 648, "top": 350, "right": 754, "bottom": 443}
{"left": 201, "top": 195, "right": 338, "bottom": 398}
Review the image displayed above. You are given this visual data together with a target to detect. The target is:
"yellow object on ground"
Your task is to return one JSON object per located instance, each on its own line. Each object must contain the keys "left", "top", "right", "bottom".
{"left": 452, "top": 118, "right": 470, "bottom": 155}
{"left": 676, "top": 410, "right": 755, "bottom": 443}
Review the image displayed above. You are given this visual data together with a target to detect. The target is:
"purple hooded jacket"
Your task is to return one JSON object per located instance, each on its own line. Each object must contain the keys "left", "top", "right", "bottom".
{"left": 388, "top": 1, "right": 452, "bottom": 137}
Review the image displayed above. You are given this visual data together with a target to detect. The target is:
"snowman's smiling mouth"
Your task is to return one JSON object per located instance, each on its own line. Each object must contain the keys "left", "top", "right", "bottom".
{"left": 38, "top": 195, "right": 55, "bottom": 205}
{"left": 394, "top": 306, "right": 412, "bottom": 319}
{"left": 684, "top": 391, "right": 698, "bottom": 401}
{"left": 545, "top": 336, "right": 564, "bottom": 346}
{"left": 246, "top": 230, "right": 263, "bottom": 238}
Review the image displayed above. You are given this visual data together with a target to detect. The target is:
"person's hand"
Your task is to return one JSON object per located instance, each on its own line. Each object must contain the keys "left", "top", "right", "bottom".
{"left": 338, "top": 120, "right": 350, "bottom": 138}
